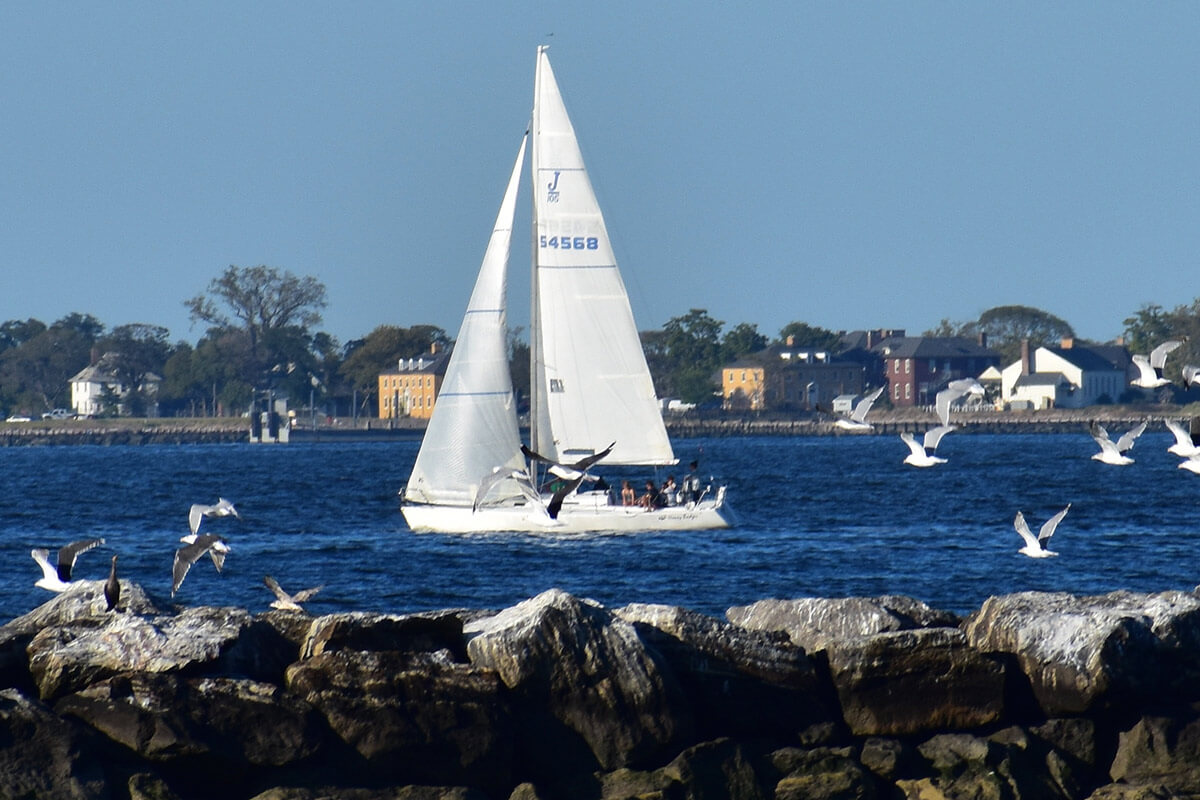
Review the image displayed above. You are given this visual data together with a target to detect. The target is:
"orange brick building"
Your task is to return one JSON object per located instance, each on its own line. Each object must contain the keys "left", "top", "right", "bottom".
{"left": 378, "top": 347, "right": 449, "bottom": 420}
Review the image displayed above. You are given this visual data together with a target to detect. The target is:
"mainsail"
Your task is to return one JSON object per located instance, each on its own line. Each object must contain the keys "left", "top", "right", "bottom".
{"left": 404, "top": 135, "right": 529, "bottom": 506}
{"left": 530, "top": 46, "right": 675, "bottom": 466}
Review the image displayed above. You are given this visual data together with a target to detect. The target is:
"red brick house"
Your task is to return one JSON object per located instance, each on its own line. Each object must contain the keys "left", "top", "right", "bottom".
{"left": 874, "top": 334, "right": 999, "bottom": 408}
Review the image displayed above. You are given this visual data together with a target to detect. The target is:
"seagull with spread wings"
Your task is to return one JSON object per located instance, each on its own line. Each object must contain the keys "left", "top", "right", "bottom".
{"left": 1014, "top": 504, "right": 1071, "bottom": 558}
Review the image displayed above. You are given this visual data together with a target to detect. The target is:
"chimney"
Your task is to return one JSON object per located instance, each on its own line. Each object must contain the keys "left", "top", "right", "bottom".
{"left": 430, "top": 341, "right": 440, "bottom": 354}
{"left": 786, "top": 335, "right": 795, "bottom": 348}
{"left": 1020, "top": 339, "right": 1031, "bottom": 376}
{"left": 1060, "top": 337, "right": 1074, "bottom": 349}
{"left": 978, "top": 331, "right": 988, "bottom": 349}
{"left": 866, "top": 330, "right": 876, "bottom": 349}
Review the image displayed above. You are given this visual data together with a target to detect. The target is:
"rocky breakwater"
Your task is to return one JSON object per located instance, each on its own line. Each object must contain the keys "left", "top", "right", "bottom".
{"left": 3, "top": 586, "right": 1200, "bottom": 799}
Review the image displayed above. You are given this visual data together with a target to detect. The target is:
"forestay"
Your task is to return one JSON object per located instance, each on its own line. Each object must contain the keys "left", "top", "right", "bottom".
{"left": 404, "top": 136, "right": 529, "bottom": 506}
{"left": 530, "top": 46, "right": 675, "bottom": 467}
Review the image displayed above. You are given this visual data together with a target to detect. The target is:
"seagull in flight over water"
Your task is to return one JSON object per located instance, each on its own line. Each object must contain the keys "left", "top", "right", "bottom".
{"left": 1014, "top": 504, "right": 1071, "bottom": 558}
{"left": 1089, "top": 420, "right": 1147, "bottom": 465}
{"left": 31, "top": 538, "right": 106, "bottom": 592}
{"left": 263, "top": 576, "right": 322, "bottom": 612}
{"left": 901, "top": 425, "right": 957, "bottom": 467}
{"left": 1166, "top": 418, "right": 1200, "bottom": 457}
{"left": 188, "top": 497, "right": 239, "bottom": 536}
{"left": 172, "top": 533, "right": 231, "bottom": 596}
{"left": 935, "top": 379, "right": 985, "bottom": 426}
{"left": 1131, "top": 340, "right": 1182, "bottom": 388}
{"left": 833, "top": 385, "right": 885, "bottom": 431}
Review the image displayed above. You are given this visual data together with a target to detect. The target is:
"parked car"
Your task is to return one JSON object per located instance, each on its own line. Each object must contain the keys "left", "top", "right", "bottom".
{"left": 41, "top": 408, "right": 72, "bottom": 420}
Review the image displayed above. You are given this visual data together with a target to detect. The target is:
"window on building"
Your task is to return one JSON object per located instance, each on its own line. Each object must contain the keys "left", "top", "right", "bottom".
{"left": 905, "top": 359, "right": 911, "bottom": 374}
{"left": 905, "top": 383, "right": 911, "bottom": 400}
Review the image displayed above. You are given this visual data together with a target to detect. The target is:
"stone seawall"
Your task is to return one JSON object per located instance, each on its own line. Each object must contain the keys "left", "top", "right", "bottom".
{"left": 666, "top": 408, "right": 1175, "bottom": 437}
{"left": 4, "top": 584, "right": 1200, "bottom": 798}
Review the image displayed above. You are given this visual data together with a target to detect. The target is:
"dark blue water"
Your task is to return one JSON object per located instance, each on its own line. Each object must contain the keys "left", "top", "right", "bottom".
{"left": 1, "top": 432, "right": 1196, "bottom": 623}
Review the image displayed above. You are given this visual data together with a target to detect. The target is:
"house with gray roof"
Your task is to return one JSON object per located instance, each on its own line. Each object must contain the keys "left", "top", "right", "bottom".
{"left": 1000, "top": 338, "right": 1129, "bottom": 409}
{"left": 70, "top": 355, "right": 162, "bottom": 417}
{"left": 872, "top": 334, "right": 1000, "bottom": 408}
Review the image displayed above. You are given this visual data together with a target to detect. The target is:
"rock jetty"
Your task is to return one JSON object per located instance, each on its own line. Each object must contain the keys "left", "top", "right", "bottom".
{"left": 3, "top": 583, "right": 1200, "bottom": 799}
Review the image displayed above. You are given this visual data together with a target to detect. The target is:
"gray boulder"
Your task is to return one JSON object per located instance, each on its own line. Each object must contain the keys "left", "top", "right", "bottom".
{"left": 824, "top": 627, "right": 1005, "bottom": 736}
{"left": 963, "top": 590, "right": 1200, "bottom": 715}
{"left": 0, "top": 580, "right": 159, "bottom": 691}
{"left": 0, "top": 688, "right": 109, "bottom": 800}
{"left": 768, "top": 746, "right": 875, "bottom": 800}
{"left": 725, "top": 595, "right": 958, "bottom": 653}
{"left": 616, "top": 602, "right": 840, "bottom": 740}
{"left": 464, "top": 588, "right": 691, "bottom": 771}
{"left": 597, "top": 738, "right": 765, "bottom": 800}
{"left": 1109, "top": 712, "right": 1200, "bottom": 791}
{"left": 300, "top": 609, "right": 466, "bottom": 659}
{"left": 56, "top": 672, "right": 324, "bottom": 767}
{"left": 249, "top": 789, "right": 490, "bottom": 800}
{"left": 27, "top": 605, "right": 294, "bottom": 700}
{"left": 286, "top": 648, "right": 513, "bottom": 793}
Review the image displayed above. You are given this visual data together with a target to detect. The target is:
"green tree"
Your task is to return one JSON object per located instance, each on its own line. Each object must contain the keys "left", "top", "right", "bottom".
{"left": 185, "top": 265, "right": 328, "bottom": 385}
{"left": 0, "top": 314, "right": 102, "bottom": 413}
{"left": 923, "top": 318, "right": 976, "bottom": 338}
{"left": 1122, "top": 303, "right": 1176, "bottom": 357}
{"left": 0, "top": 318, "right": 47, "bottom": 354}
{"left": 974, "top": 305, "right": 1074, "bottom": 366}
{"left": 97, "top": 324, "right": 173, "bottom": 413}
{"left": 660, "top": 309, "right": 725, "bottom": 404}
{"left": 778, "top": 321, "right": 840, "bottom": 350}
{"left": 721, "top": 322, "right": 768, "bottom": 361}
{"left": 339, "top": 324, "right": 451, "bottom": 398}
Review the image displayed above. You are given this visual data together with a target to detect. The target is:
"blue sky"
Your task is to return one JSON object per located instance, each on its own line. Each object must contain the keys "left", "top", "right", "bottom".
{"left": 2, "top": 3, "right": 1197, "bottom": 347}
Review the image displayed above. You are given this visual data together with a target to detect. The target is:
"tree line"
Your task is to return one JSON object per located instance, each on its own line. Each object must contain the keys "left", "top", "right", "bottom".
{"left": 1, "top": 264, "right": 1193, "bottom": 417}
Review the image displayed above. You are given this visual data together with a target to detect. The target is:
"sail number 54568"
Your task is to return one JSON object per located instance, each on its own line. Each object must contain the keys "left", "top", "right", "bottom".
{"left": 539, "top": 236, "right": 599, "bottom": 250}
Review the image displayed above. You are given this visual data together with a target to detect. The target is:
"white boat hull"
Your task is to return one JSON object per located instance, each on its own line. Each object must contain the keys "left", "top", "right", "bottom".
{"left": 403, "top": 487, "right": 734, "bottom": 534}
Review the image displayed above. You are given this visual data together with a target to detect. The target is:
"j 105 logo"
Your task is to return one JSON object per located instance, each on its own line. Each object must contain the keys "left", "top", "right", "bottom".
{"left": 547, "top": 171, "right": 561, "bottom": 203}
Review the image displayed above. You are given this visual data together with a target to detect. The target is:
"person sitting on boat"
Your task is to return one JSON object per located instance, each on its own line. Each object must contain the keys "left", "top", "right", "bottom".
{"left": 621, "top": 480, "right": 636, "bottom": 506}
{"left": 638, "top": 479, "right": 664, "bottom": 510}
{"left": 661, "top": 476, "right": 678, "bottom": 506}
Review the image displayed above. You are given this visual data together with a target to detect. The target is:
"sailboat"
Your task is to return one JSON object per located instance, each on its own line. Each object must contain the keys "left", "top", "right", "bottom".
{"left": 401, "top": 47, "right": 733, "bottom": 534}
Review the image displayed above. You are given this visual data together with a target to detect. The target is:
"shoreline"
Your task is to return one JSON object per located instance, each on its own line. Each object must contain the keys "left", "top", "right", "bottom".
{"left": 0, "top": 407, "right": 1187, "bottom": 446}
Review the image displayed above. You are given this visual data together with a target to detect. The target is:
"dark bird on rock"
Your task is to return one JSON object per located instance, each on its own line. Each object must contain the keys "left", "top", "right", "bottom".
{"left": 104, "top": 554, "right": 120, "bottom": 611}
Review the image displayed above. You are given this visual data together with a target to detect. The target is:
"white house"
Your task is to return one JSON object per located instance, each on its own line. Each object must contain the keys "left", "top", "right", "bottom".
{"left": 1000, "top": 339, "right": 1129, "bottom": 409}
{"left": 70, "top": 357, "right": 162, "bottom": 417}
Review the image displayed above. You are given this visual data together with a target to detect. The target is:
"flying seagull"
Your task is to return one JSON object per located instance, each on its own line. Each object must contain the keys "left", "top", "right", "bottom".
{"left": 522, "top": 441, "right": 616, "bottom": 480}
{"left": 263, "top": 575, "right": 322, "bottom": 612}
{"left": 1088, "top": 419, "right": 1146, "bottom": 465}
{"left": 1014, "top": 504, "right": 1071, "bottom": 558}
{"left": 1131, "top": 340, "right": 1182, "bottom": 388}
{"left": 1184, "top": 364, "right": 1200, "bottom": 388}
{"left": 1165, "top": 418, "right": 1200, "bottom": 457}
{"left": 935, "top": 379, "right": 985, "bottom": 426}
{"left": 833, "top": 386, "right": 885, "bottom": 431}
{"left": 1179, "top": 454, "right": 1200, "bottom": 475}
{"left": 104, "top": 554, "right": 120, "bottom": 611}
{"left": 172, "top": 534, "right": 231, "bottom": 596}
{"left": 31, "top": 538, "right": 105, "bottom": 592}
{"left": 900, "top": 425, "right": 957, "bottom": 468}
{"left": 188, "top": 497, "right": 239, "bottom": 536}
